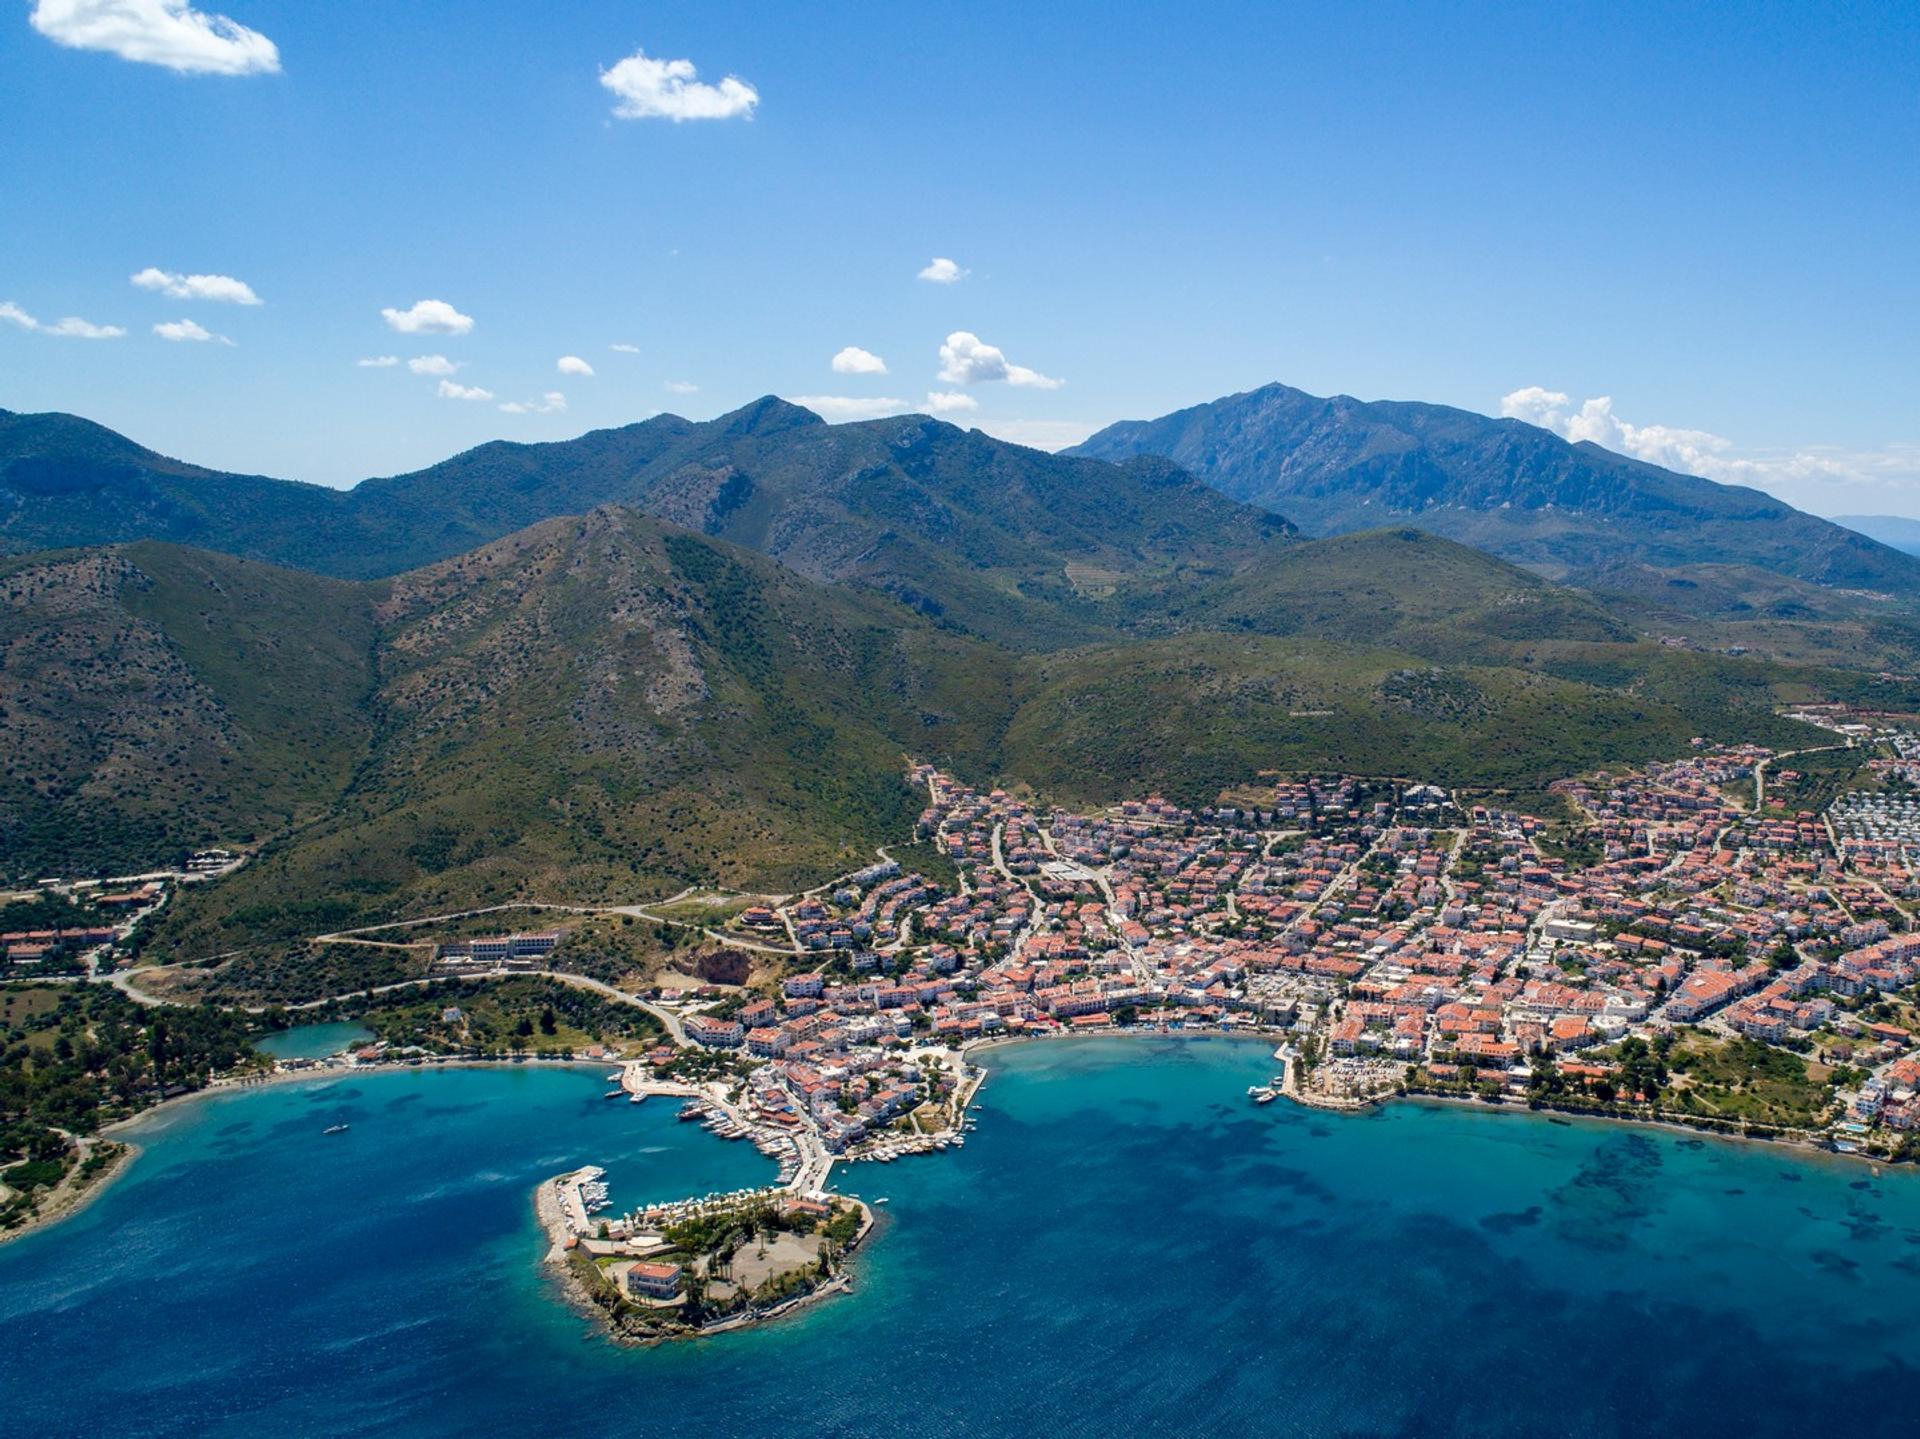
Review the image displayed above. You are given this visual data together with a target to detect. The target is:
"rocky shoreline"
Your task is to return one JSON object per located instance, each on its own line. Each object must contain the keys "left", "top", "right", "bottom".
{"left": 533, "top": 1166, "right": 874, "bottom": 1345}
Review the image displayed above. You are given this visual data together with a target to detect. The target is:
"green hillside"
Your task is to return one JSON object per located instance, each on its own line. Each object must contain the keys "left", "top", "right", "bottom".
{"left": 148, "top": 509, "right": 1022, "bottom": 958}
{"left": 1176, "top": 527, "right": 1635, "bottom": 658}
{"left": 0, "top": 543, "right": 379, "bottom": 877}
{"left": 999, "top": 633, "right": 1819, "bottom": 811}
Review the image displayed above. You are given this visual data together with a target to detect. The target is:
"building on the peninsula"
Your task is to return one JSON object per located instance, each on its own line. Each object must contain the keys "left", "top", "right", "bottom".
{"left": 626, "top": 1261, "right": 683, "bottom": 1300}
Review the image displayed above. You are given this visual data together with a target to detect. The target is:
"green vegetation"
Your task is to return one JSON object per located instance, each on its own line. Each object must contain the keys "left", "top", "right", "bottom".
{"left": 147, "top": 511, "right": 1016, "bottom": 959}
{"left": 0, "top": 984, "right": 262, "bottom": 1231}
{"left": 0, "top": 541, "right": 377, "bottom": 879}
{"left": 348, "top": 977, "right": 664, "bottom": 1056}
{"left": 998, "top": 635, "right": 1814, "bottom": 810}
{"left": 138, "top": 943, "right": 430, "bottom": 1008}
{"left": 0, "top": 892, "right": 99, "bottom": 933}
{"left": 1665, "top": 1034, "right": 1836, "bottom": 1129}
{"left": 1759, "top": 743, "right": 1883, "bottom": 815}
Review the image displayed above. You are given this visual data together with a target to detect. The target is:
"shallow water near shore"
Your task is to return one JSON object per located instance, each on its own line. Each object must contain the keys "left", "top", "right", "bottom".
{"left": 3, "top": 1036, "right": 1918, "bottom": 1437}
{"left": 252, "top": 1021, "right": 376, "bottom": 1062}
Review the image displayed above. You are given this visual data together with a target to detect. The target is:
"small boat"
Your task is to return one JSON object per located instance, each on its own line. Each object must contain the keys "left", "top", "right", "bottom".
{"left": 629, "top": 1093, "right": 646, "bottom": 1104}
{"left": 323, "top": 1123, "right": 349, "bottom": 1135}
{"left": 1547, "top": 1117, "right": 1572, "bottom": 1127}
{"left": 874, "top": 1197, "right": 890, "bottom": 1205}
{"left": 604, "top": 1089, "right": 624, "bottom": 1100}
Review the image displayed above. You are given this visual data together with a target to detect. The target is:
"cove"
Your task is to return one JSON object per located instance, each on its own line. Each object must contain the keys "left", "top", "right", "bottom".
{"left": 2, "top": 1037, "right": 1917, "bottom": 1438}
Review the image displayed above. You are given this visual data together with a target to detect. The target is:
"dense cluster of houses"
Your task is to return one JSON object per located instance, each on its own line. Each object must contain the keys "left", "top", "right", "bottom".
{"left": 661, "top": 743, "right": 1920, "bottom": 1149}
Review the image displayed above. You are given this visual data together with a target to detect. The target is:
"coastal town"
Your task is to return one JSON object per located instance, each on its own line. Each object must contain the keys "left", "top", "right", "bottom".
{"left": 10, "top": 714, "right": 1920, "bottom": 1332}
{"left": 484, "top": 714, "right": 1920, "bottom": 1337}
{"left": 581, "top": 728, "right": 1920, "bottom": 1159}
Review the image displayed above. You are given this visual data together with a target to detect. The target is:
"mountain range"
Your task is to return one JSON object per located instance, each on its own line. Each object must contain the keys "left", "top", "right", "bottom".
{"left": 0, "top": 399, "right": 1285, "bottom": 650}
{"left": 3, "top": 387, "right": 1912, "bottom": 959}
{"left": 1069, "top": 383, "right": 1920, "bottom": 595}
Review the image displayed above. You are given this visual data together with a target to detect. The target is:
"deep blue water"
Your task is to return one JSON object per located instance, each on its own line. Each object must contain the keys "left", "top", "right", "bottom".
{"left": 3, "top": 1038, "right": 1918, "bottom": 1437}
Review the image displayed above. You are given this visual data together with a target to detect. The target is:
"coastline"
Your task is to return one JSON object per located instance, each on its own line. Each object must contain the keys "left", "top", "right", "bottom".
{"left": 957, "top": 1028, "right": 1906, "bottom": 1174}
{"left": 10, "top": 1026, "right": 1902, "bottom": 1262}
{"left": 7, "top": 1052, "right": 623, "bottom": 1248}
{"left": 533, "top": 1169, "right": 875, "bottom": 1346}
{"left": 0, "top": 1136, "right": 139, "bottom": 1250}
{"left": 1399, "top": 1088, "right": 1889, "bottom": 1173}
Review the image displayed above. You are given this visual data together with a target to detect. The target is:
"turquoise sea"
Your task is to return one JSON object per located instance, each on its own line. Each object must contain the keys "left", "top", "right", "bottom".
{"left": 2, "top": 1036, "right": 1917, "bottom": 1437}
{"left": 253, "top": 1022, "right": 376, "bottom": 1062}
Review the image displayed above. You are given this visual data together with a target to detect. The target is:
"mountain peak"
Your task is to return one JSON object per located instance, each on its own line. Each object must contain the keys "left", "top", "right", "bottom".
{"left": 719, "top": 395, "right": 827, "bottom": 437}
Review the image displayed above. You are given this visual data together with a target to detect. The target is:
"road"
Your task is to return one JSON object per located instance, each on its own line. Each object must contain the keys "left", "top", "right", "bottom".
{"left": 989, "top": 821, "right": 1045, "bottom": 961}
{"left": 97, "top": 963, "right": 689, "bottom": 1043}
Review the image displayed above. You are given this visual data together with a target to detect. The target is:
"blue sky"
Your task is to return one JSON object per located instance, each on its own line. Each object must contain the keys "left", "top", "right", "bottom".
{"left": 2, "top": 1, "right": 1916, "bottom": 514}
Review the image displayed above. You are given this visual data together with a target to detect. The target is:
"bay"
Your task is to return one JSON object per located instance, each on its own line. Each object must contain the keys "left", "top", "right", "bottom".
{"left": 2, "top": 1037, "right": 1916, "bottom": 1437}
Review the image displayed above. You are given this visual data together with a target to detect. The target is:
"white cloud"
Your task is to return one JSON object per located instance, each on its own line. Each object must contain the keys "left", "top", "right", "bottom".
{"left": 29, "top": 0, "right": 279, "bottom": 75}
{"left": 937, "top": 331, "right": 1062, "bottom": 389}
{"left": 600, "top": 47, "right": 759, "bottom": 122}
{"left": 153, "top": 317, "right": 232, "bottom": 344}
{"left": 610, "top": 342, "right": 640, "bottom": 354}
{"left": 130, "top": 267, "right": 260, "bottom": 305}
{"left": 557, "top": 354, "right": 595, "bottom": 377}
{"left": 1503, "top": 387, "right": 1782, "bottom": 484}
{"left": 918, "top": 257, "right": 967, "bottom": 284}
{"left": 972, "top": 418, "right": 1098, "bottom": 452}
{"left": 356, "top": 355, "right": 399, "bottom": 368}
{"left": 407, "top": 354, "right": 461, "bottom": 376}
{"left": 0, "top": 300, "right": 125, "bottom": 339}
{"left": 786, "top": 395, "right": 911, "bottom": 422}
{"left": 830, "top": 345, "right": 888, "bottom": 376}
{"left": 664, "top": 380, "right": 699, "bottom": 395}
{"left": 924, "top": 390, "right": 979, "bottom": 413}
{"left": 381, "top": 299, "right": 474, "bottom": 335}
{"left": 437, "top": 380, "right": 493, "bottom": 402}
{"left": 1499, "top": 385, "right": 1920, "bottom": 515}
{"left": 500, "top": 391, "right": 567, "bottom": 415}
{"left": 45, "top": 316, "right": 124, "bottom": 338}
